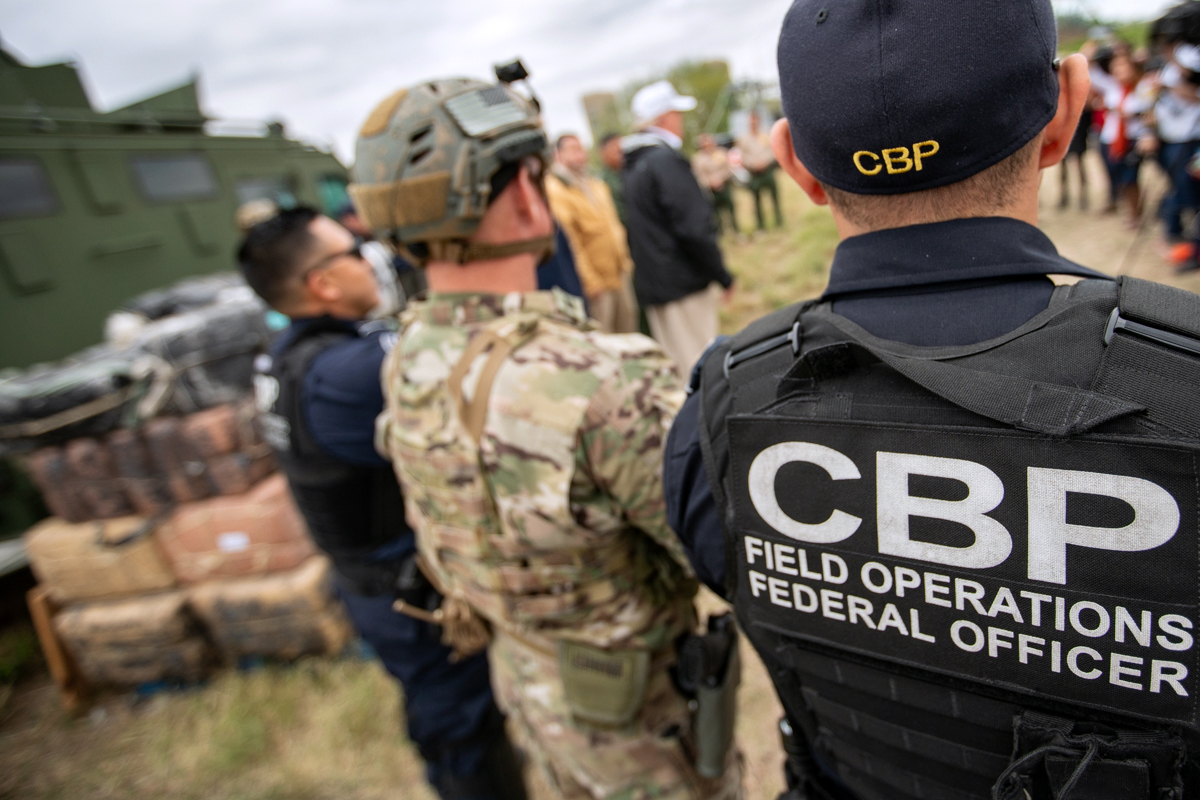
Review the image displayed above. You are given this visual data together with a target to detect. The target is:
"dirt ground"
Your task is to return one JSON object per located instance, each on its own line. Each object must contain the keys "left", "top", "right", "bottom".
{"left": 1, "top": 151, "right": 1188, "bottom": 800}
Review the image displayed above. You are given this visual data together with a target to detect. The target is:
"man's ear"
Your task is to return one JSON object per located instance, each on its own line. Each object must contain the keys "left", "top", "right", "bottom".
{"left": 770, "top": 118, "right": 829, "bottom": 207}
{"left": 304, "top": 267, "right": 340, "bottom": 303}
{"left": 1039, "top": 53, "right": 1090, "bottom": 169}
{"left": 511, "top": 163, "right": 553, "bottom": 233}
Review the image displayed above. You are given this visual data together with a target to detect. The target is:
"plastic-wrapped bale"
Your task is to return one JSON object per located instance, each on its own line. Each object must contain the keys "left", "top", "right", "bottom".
{"left": 24, "top": 515, "right": 176, "bottom": 604}
{"left": 131, "top": 291, "right": 271, "bottom": 415}
{"left": 106, "top": 428, "right": 173, "bottom": 517}
{"left": 63, "top": 438, "right": 134, "bottom": 520}
{"left": 155, "top": 474, "right": 314, "bottom": 584}
{"left": 188, "top": 556, "right": 352, "bottom": 661}
{"left": 0, "top": 346, "right": 143, "bottom": 451}
{"left": 119, "top": 273, "right": 249, "bottom": 323}
{"left": 179, "top": 402, "right": 277, "bottom": 495}
{"left": 142, "top": 416, "right": 213, "bottom": 504}
{"left": 54, "top": 591, "right": 210, "bottom": 686}
{"left": 25, "top": 446, "right": 92, "bottom": 522}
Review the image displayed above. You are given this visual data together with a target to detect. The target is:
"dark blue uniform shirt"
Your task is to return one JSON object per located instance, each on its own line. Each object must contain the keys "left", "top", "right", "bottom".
{"left": 272, "top": 318, "right": 409, "bottom": 561}
{"left": 273, "top": 317, "right": 393, "bottom": 468}
{"left": 664, "top": 217, "right": 1106, "bottom": 596}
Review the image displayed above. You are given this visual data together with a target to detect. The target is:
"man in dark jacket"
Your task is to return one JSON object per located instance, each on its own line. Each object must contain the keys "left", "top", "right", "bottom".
{"left": 238, "top": 207, "right": 525, "bottom": 800}
{"left": 623, "top": 80, "right": 734, "bottom": 374}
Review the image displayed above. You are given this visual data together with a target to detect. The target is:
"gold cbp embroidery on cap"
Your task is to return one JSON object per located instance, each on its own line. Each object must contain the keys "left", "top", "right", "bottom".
{"left": 852, "top": 140, "right": 941, "bottom": 176}
{"left": 853, "top": 151, "right": 882, "bottom": 176}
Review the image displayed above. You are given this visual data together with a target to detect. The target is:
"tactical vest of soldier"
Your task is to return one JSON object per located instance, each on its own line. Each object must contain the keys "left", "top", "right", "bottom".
{"left": 695, "top": 276, "right": 1200, "bottom": 800}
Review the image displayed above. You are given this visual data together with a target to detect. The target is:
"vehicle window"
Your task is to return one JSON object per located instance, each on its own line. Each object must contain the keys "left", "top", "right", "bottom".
{"left": 235, "top": 176, "right": 296, "bottom": 209}
{"left": 0, "top": 157, "right": 58, "bottom": 220}
{"left": 130, "top": 153, "right": 219, "bottom": 202}
{"left": 317, "top": 175, "right": 349, "bottom": 218}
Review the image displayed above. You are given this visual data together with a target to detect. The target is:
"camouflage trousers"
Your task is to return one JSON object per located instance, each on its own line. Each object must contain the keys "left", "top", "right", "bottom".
{"left": 490, "top": 630, "right": 743, "bottom": 800}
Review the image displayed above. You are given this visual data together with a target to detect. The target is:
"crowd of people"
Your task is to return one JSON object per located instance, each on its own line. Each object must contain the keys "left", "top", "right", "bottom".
{"left": 1073, "top": 8, "right": 1200, "bottom": 273}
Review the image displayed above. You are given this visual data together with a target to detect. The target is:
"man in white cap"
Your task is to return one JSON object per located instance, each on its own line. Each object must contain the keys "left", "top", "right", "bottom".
{"left": 622, "top": 80, "right": 735, "bottom": 375}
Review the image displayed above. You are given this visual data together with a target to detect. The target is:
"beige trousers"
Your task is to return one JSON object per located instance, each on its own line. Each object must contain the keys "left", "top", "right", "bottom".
{"left": 646, "top": 283, "right": 723, "bottom": 376}
{"left": 589, "top": 277, "right": 639, "bottom": 334}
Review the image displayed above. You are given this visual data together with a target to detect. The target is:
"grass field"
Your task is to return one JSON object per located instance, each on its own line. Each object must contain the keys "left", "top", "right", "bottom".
{"left": 1, "top": 157, "right": 1187, "bottom": 799}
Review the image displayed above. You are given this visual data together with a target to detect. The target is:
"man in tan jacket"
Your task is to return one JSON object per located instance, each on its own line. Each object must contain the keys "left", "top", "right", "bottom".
{"left": 546, "top": 134, "right": 638, "bottom": 333}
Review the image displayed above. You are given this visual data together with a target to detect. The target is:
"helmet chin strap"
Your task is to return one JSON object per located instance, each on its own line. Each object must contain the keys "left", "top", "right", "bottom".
{"left": 433, "top": 234, "right": 557, "bottom": 266}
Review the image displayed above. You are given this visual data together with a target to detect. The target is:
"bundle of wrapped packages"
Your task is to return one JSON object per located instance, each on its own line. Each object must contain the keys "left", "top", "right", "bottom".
{"left": 0, "top": 273, "right": 270, "bottom": 454}
{"left": 18, "top": 274, "right": 353, "bottom": 698}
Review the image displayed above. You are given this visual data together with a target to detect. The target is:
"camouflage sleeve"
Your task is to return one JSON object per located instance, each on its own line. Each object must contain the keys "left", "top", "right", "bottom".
{"left": 577, "top": 339, "right": 694, "bottom": 576}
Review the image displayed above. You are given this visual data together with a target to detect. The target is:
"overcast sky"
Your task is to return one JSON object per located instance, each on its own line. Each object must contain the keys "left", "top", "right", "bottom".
{"left": 0, "top": 0, "right": 1173, "bottom": 163}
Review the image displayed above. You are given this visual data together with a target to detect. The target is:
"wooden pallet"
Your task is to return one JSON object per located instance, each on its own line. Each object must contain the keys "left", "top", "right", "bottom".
{"left": 26, "top": 586, "right": 88, "bottom": 711}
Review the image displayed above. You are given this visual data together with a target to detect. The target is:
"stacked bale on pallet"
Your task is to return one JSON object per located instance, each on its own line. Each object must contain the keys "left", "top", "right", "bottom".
{"left": 24, "top": 400, "right": 275, "bottom": 523}
{"left": 11, "top": 275, "right": 353, "bottom": 698}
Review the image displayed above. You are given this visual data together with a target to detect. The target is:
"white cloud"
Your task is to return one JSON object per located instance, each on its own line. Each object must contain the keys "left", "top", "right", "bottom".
{"left": 1, "top": 0, "right": 1165, "bottom": 163}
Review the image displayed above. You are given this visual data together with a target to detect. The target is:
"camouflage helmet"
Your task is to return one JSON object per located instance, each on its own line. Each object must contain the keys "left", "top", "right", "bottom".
{"left": 349, "top": 78, "right": 553, "bottom": 265}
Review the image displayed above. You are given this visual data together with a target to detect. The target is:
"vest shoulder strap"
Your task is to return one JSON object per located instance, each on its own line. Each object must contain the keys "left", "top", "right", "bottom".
{"left": 446, "top": 316, "right": 541, "bottom": 445}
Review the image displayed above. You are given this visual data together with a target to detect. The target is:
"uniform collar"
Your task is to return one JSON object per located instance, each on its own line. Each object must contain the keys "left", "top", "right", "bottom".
{"left": 406, "top": 287, "right": 591, "bottom": 328}
{"left": 823, "top": 217, "right": 1106, "bottom": 297}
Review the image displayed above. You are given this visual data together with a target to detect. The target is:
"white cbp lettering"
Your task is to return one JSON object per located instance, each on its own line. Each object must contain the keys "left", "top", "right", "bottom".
{"left": 1068, "top": 646, "right": 1103, "bottom": 680}
{"left": 861, "top": 562, "right": 893, "bottom": 594}
{"left": 768, "top": 577, "right": 792, "bottom": 608}
{"left": 749, "top": 570, "right": 768, "bottom": 598}
{"left": 821, "top": 589, "right": 846, "bottom": 621}
{"left": 796, "top": 549, "right": 823, "bottom": 580}
{"left": 1070, "top": 601, "right": 1111, "bottom": 638}
{"left": 745, "top": 537, "right": 764, "bottom": 567}
{"left": 1151, "top": 660, "right": 1189, "bottom": 696}
{"left": 1055, "top": 597, "right": 1066, "bottom": 632}
{"left": 1021, "top": 591, "right": 1052, "bottom": 627}
{"left": 877, "top": 452, "right": 1012, "bottom": 569}
{"left": 749, "top": 443, "right": 862, "bottom": 543}
{"left": 910, "top": 609, "right": 936, "bottom": 643}
{"left": 1027, "top": 468, "right": 1179, "bottom": 585}
{"left": 1051, "top": 641, "right": 1062, "bottom": 673}
{"left": 847, "top": 596, "right": 876, "bottom": 628}
{"left": 1156, "top": 615, "right": 1194, "bottom": 652}
{"left": 822, "top": 553, "right": 849, "bottom": 584}
{"left": 986, "top": 587, "right": 1024, "bottom": 623}
{"left": 895, "top": 566, "right": 922, "bottom": 598}
{"left": 1110, "top": 653, "right": 1144, "bottom": 690}
{"left": 877, "top": 603, "right": 909, "bottom": 635}
{"left": 988, "top": 627, "right": 1014, "bottom": 658}
{"left": 951, "top": 620, "right": 985, "bottom": 652}
{"left": 793, "top": 583, "right": 819, "bottom": 612}
{"left": 1019, "top": 634, "right": 1045, "bottom": 664}
{"left": 774, "top": 543, "right": 799, "bottom": 576}
{"left": 765, "top": 542, "right": 774, "bottom": 571}
{"left": 955, "top": 578, "right": 988, "bottom": 615}
{"left": 1115, "top": 607, "right": 1152, "bottom": 647}
{"left": 924, "top": 572, "right": 952, "bottom": 608}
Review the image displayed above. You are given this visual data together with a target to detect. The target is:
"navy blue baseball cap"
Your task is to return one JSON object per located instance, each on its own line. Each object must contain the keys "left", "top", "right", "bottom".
{"left": 777, "top": 0, "right": 1060, "bottom": 195}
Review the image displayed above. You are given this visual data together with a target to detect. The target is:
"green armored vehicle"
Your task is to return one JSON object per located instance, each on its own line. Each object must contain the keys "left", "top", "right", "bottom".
{"left": 0, "top": 45, "right": 349, "bottom": 370}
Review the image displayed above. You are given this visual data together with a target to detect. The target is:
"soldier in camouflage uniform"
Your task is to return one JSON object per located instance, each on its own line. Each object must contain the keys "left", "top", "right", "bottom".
{"left": 351, "top": 78, "right": 742, "bottom": 800}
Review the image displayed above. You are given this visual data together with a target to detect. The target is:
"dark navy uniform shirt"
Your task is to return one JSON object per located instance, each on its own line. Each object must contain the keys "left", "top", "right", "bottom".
{"left": 664, "top": 217, "right": 1106, "bottom": 596}
{"left": 271, "top": 318, "right": 410, "bottom": 561}
{"left": 272, "top": 317, "right": 393, "bottom": 468}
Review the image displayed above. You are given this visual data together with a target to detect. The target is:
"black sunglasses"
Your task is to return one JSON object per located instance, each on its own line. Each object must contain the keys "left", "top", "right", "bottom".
{"left": 303, "top": 240, "right": 365, "bottom": 280}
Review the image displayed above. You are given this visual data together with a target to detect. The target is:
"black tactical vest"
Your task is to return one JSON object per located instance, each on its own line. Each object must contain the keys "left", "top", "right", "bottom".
{"left": 257, "top": 317, "right": 408, "bottom": 597}
{"left": 697, "top": 277, "right": 1200, "bottom": 800}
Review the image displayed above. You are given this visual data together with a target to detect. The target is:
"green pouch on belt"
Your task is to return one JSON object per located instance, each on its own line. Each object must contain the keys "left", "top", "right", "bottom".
{"left": 557, "top": 640, "right": 649, "bottom": 728}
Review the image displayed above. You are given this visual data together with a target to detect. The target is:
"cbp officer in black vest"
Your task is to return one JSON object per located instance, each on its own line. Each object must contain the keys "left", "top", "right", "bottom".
{"left": 667, "top": 2, "right": 1200, "bottom": 799}
{"left": 237, "top": 207, "right": 525, "bottom": 800}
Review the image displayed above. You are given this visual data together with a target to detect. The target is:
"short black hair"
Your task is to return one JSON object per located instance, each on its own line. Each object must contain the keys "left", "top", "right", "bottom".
{"left": 237, "top": 205, "right": 320, "bottom": 309}
{"left": 600, "top": 132, "right": 620, "bottom": 147}
{"left": 555, "top": 133, "right": 580, "bottom": 151}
